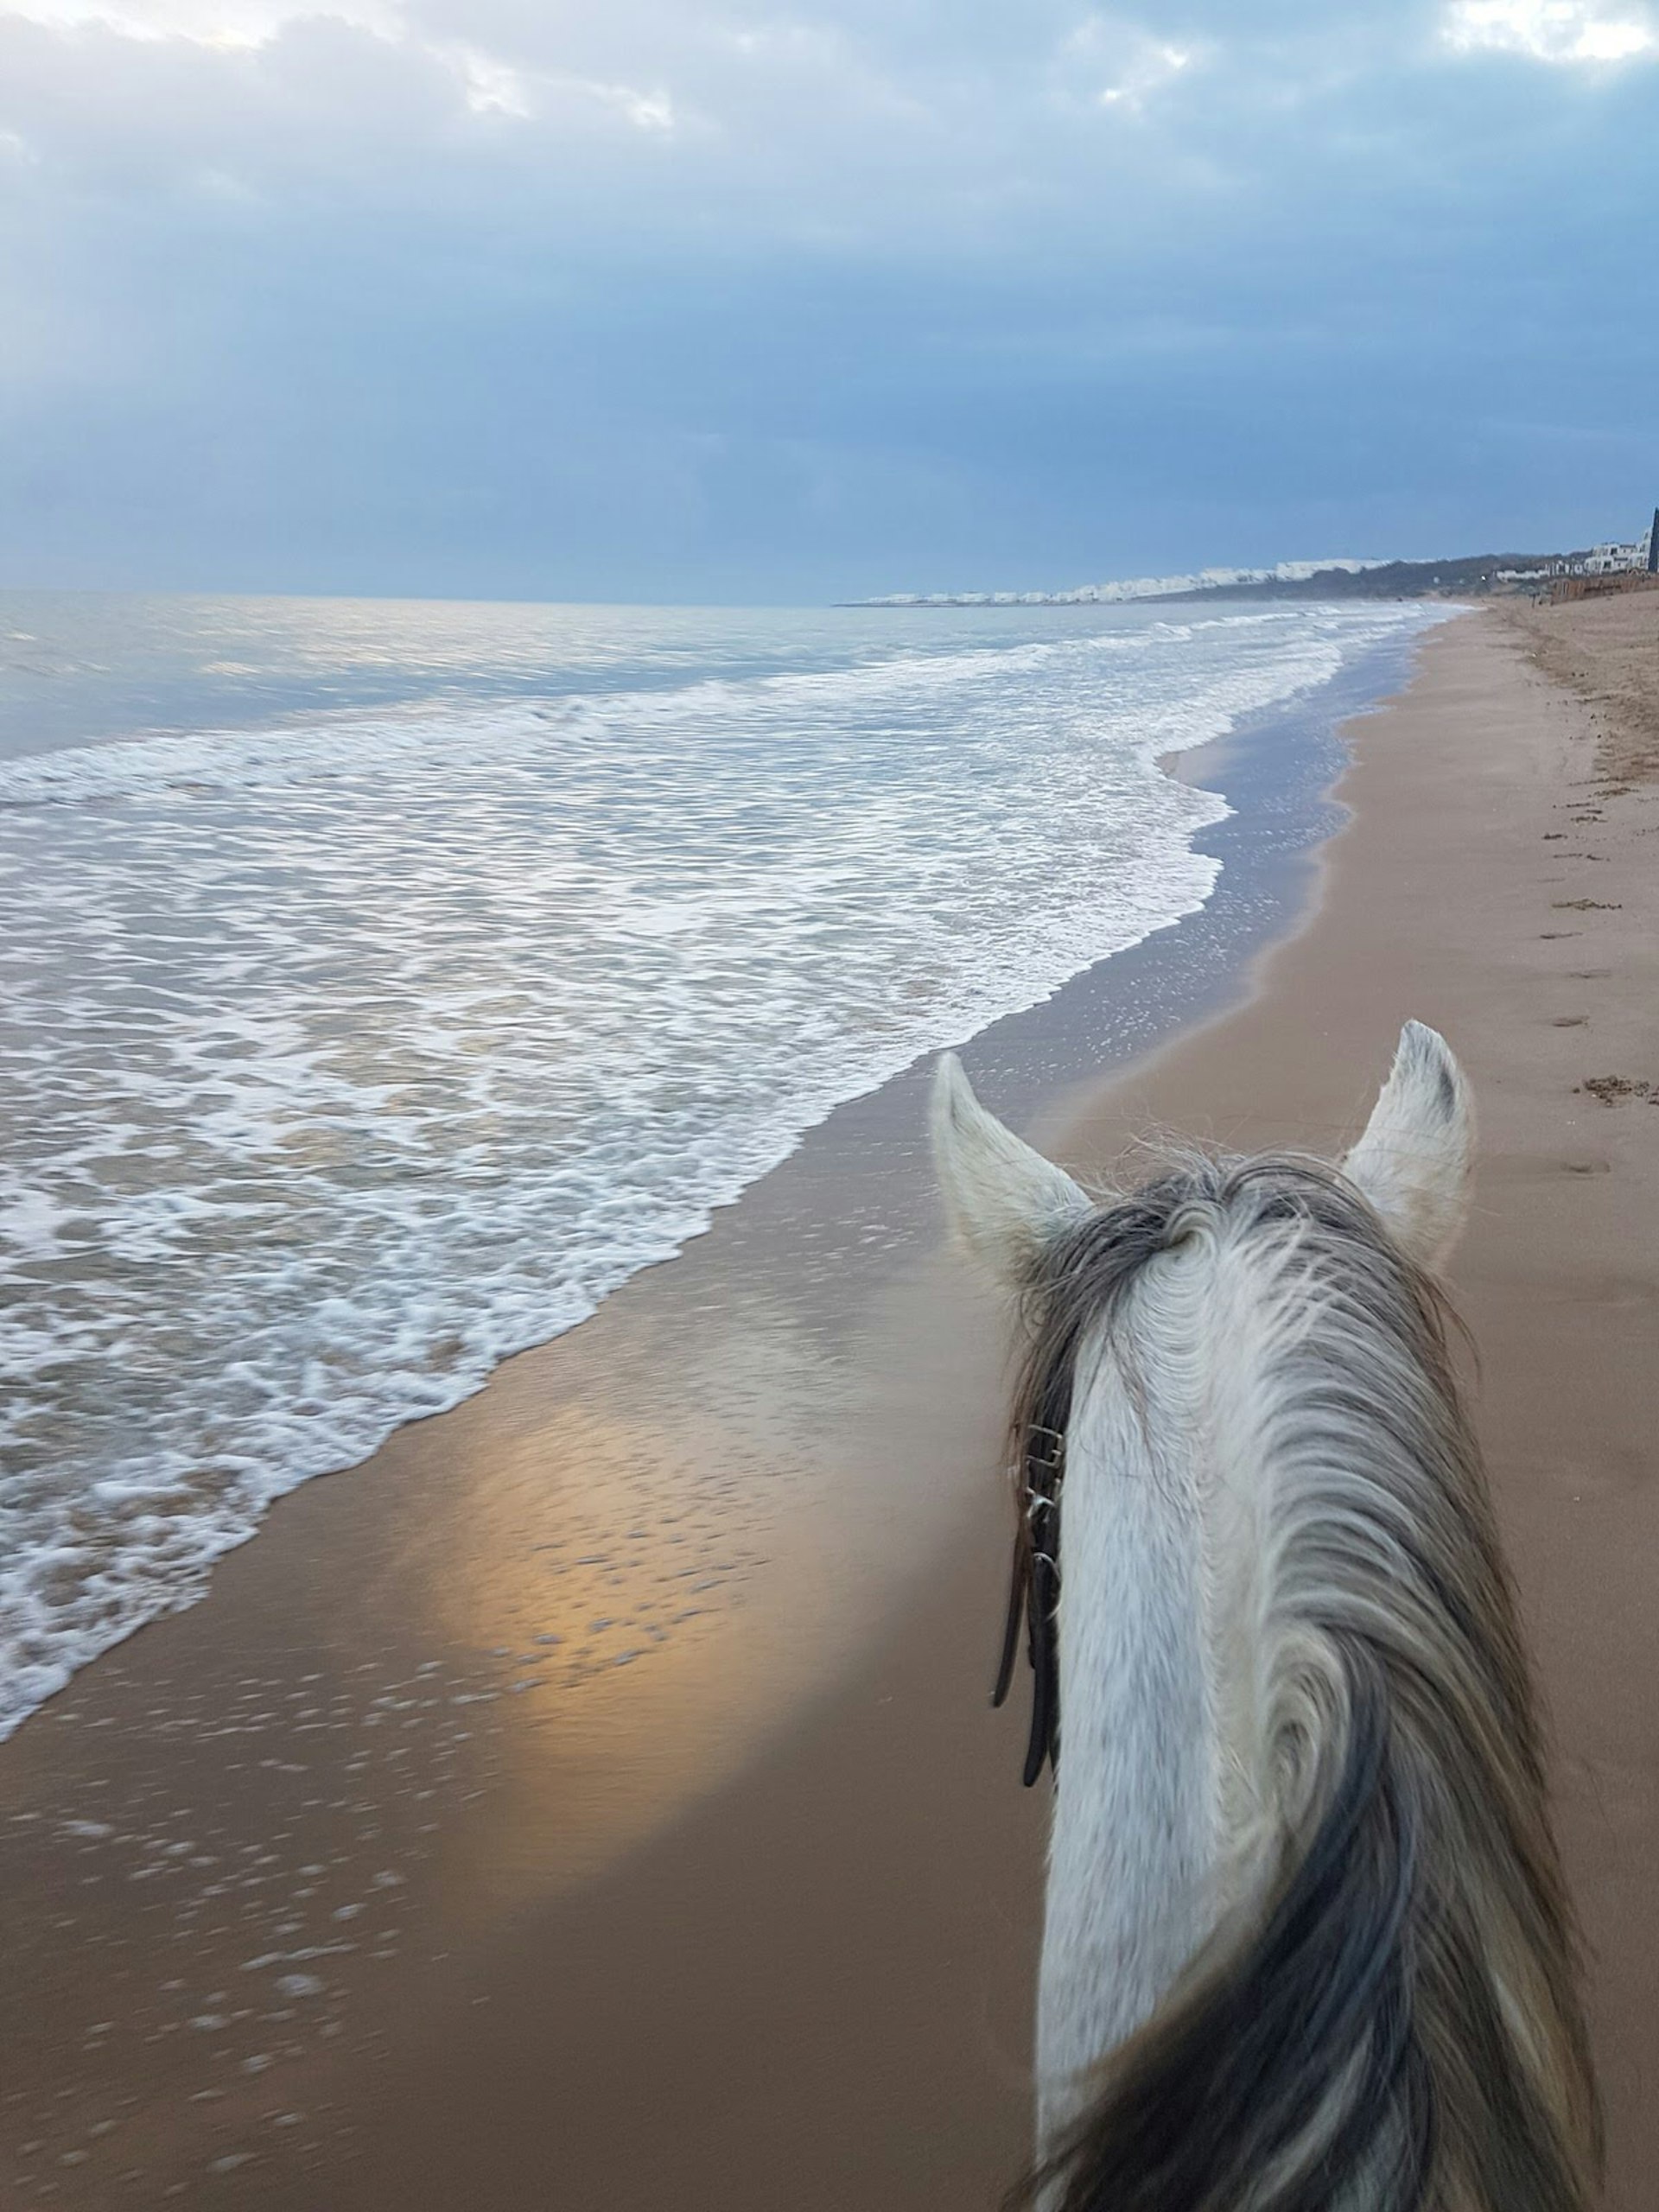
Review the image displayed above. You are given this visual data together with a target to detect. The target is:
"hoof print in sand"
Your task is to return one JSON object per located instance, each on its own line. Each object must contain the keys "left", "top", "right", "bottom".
{"left": 1576, "top": 1076, "right": 1658, "bottom": 1107}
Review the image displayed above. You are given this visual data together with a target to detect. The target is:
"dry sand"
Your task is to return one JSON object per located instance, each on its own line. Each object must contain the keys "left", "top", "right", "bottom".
{"left": 3, "top": 603, "right": 1656, "bottom": 2208}
{"left": 1058, "top": 594, "right": 1659, "bottom": 2210}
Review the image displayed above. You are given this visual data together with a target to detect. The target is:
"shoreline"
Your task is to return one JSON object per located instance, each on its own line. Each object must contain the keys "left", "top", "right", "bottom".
{"left": 7, "top": 605, "right": 1656, "bottom": 2207}
{"left": 0, "top": 614, "right": 1423, "bottom": 1752}
{"left": 0, "top": 605, "right": 1429, "bottom": 1751}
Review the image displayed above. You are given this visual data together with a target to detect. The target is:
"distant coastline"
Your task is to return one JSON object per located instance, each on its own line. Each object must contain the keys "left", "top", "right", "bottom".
{"left": 843, "top": 555, "right": 1389, "bottom": 609}
{"left": 841, "top": 537, "right": 1654, "bottom": 611}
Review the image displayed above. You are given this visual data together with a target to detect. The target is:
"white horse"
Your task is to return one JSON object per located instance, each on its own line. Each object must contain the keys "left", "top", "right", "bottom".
{"left": 932, "top": 1023, "right": 1600, "bottom": 2212}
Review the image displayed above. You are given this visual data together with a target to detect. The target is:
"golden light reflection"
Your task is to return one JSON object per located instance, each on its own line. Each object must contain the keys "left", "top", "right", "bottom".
{"left": 403, "top": 1249, "right": 1001, "bottom": 1917}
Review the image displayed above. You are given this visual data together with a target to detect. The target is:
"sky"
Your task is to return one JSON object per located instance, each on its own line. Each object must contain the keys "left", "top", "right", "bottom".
{"left": 0, "top": 0, "right": 1656, "bottom": 601}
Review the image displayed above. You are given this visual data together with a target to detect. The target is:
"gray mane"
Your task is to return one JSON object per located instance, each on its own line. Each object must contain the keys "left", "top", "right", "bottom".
{"left": 1003, "top": 1152, "right": 1602, "bottom": 2212}
{"left": 1001, "top": 1157, "right": 1434, "bottom": 1783}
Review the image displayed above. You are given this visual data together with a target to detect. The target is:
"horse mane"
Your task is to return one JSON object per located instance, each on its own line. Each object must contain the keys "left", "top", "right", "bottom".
{"left": 1001, "top": 1153, "right": 1602, "bottom": 2212}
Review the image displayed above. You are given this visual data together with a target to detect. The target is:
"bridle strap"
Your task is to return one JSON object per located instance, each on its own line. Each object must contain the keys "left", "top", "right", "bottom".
{"left": 994, "top": 1441, "right": 1063, "bottom": 1786}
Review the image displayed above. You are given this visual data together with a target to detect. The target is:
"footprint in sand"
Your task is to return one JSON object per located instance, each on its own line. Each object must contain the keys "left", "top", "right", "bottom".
{"left": 1576, "top": 1077, "right": 1658, "bottom": 1106}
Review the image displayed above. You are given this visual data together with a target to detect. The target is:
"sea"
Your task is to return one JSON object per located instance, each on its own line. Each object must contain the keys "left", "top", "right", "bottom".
{"left": 0, "top": 590, "right": 1446, "bottom": 1738}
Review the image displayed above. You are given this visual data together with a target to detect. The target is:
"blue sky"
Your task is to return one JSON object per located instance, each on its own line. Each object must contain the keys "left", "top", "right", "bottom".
{"left": 1, "top": 0, "right": 1656, "bottom": 601}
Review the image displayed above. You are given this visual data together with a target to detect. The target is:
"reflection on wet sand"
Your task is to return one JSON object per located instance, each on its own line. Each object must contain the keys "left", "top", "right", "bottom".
{"left": 422, "top": 1252, "right": 997, "bottom": 1904}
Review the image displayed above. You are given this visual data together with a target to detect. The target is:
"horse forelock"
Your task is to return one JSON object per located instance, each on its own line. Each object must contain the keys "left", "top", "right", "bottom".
{"left": 1006, "top": 1149, "right": 1602, "bottom": 2212}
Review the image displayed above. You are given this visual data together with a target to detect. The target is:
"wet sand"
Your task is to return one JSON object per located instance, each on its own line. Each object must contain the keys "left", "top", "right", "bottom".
{"left": 3, "top": 604, "right": 1656, "bottom": 2206}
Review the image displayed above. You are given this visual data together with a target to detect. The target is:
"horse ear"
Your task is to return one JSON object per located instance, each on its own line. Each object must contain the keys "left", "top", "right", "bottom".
{"left": 931, "top": 1052, "right": 1090, "bottom": 1285}
{"left": 1341, "top": 1021, "right": 1474, "bottom": 1274}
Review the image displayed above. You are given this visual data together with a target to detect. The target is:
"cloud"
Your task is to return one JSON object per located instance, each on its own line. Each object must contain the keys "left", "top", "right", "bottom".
{"left": 1441, "top": 0, "right": 1659, "bottom": 62}
{"left": 3, "top": 0, "right": 403, "bottom": 43}
{"left": 0, "top": 1, "right": 1655, "bottom": 597}
{"left": 0, "top": 0, "right": 677, "bottom": 150}
{"left": 1055, "top": 16, "right": 1203, "bottom": 112}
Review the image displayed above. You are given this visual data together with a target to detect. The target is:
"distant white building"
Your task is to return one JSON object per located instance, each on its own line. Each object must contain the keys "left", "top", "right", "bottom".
{"left": 1581, "top": 537, "right": 1647, "bottom": 575}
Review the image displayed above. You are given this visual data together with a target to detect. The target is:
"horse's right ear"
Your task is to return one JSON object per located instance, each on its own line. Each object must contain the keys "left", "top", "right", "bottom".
{"left": 931, "top": 1053, "right": 1090, "bottom": 1286}
{"left": 1342, "top": 1020, "right": 1474, "bottom": 1275}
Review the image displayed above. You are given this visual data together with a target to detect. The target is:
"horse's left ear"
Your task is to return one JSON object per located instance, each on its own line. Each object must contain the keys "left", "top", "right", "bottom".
{"left": 931, "top": 1053, "right": 1090, "bottom": 1286}
{"left": 1341, "top": 1021, "right": 1474, "bottom": 1274}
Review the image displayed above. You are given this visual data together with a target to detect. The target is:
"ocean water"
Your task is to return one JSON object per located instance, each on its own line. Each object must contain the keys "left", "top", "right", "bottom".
{"left": 0, "top": 592, "right": 1442, "bottom": 1737}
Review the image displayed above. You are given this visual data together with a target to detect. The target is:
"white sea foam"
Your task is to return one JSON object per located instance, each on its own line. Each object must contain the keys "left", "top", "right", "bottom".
{"left": 0, "top": 600, "right": 1440, "bottom": 1736}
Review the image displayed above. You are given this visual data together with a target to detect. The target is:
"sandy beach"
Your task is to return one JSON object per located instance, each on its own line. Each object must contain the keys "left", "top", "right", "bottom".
{"left": 3, "top": 599, "right": 1656, "bottom": 2208}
